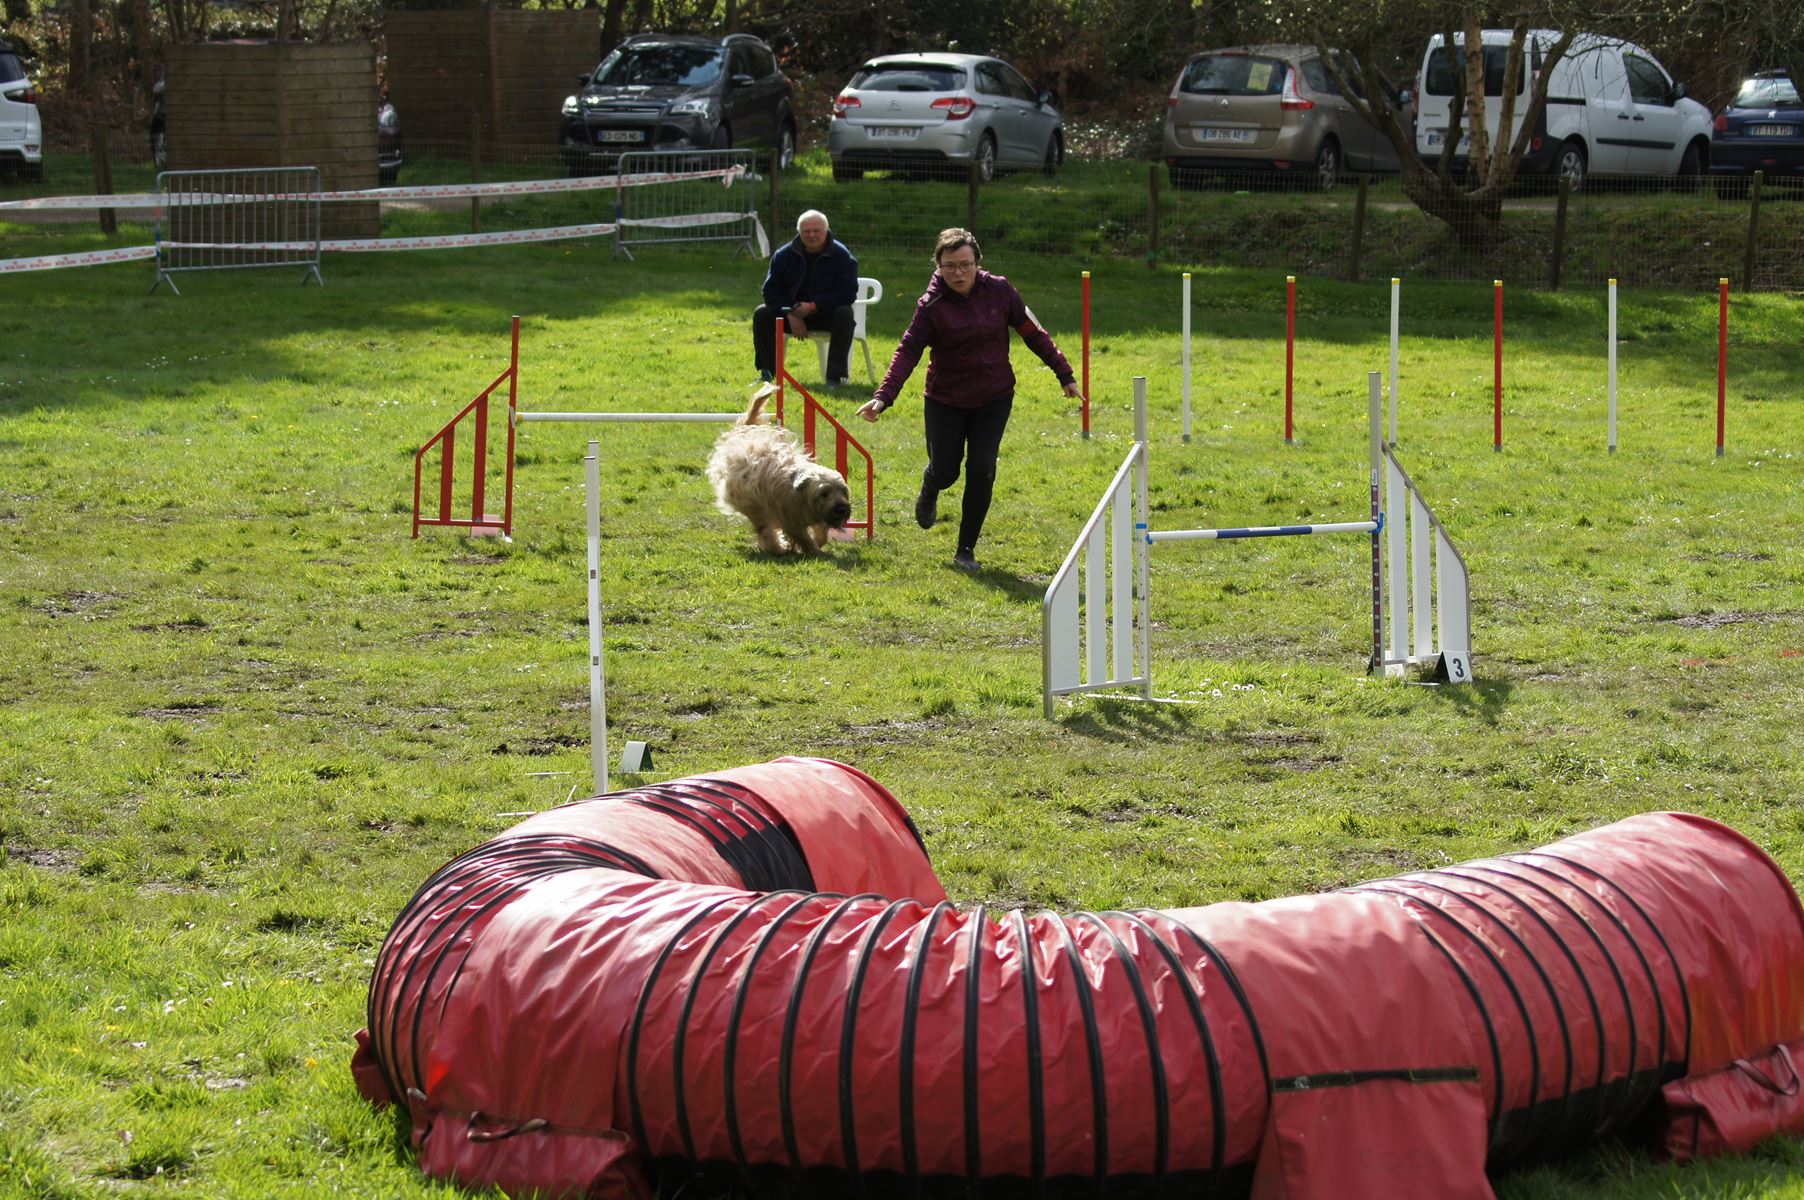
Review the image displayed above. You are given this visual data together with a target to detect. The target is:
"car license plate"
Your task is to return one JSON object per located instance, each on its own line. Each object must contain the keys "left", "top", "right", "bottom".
{"left": 1748, "top": 124, "right": 1794, "bottom": 136}
{"left": 868, "top": 126, "right": 917, "bottom": 140}
{"left": 599, "top": 129, "right": 643, "bottom": 144}
{"left": 1198, "top": 127, "right": 1255, "bottom": 143}
{"left": 1425, "top": 130, "right": 1471, "bottom": 150}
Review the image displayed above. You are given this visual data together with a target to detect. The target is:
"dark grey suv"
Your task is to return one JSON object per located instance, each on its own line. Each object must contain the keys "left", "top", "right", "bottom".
{"left": 560, "top": 32, "right": 796, "bottom": 175}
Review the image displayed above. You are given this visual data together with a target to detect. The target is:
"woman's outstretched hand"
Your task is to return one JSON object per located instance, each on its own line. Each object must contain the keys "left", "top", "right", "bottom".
{"left": 856, "top": 398, "right": 885, "bottom": 423}
{"left": 1062, "top": 381, "right": 1082, "bottom": 399}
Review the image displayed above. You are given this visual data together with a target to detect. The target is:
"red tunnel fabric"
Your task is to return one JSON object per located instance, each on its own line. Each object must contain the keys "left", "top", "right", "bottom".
{"left": 352, "top": 758, "right": 1804, "bottom": 1199}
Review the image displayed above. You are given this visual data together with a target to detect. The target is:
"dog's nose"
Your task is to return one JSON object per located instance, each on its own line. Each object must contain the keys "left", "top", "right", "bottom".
{"left": 829, "top": 504, "right": 852, "bottom": 526}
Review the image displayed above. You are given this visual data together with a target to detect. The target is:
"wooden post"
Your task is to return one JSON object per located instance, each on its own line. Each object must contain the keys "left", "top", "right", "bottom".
{"left": 1743, "top": 170, "right": 1764, "bottom": 291}
{"left": 1549, "top": 175, "right": 1569, "bottom": 291}
{"left": 90, "top": 126, "right": 117, "bottom": 235}
{"left": 470, "top": 112, "right": 482, "bottom": 234}
{"left": 967, "top": 161, "right": 979, "bottom": 233}
{"left": 1147, "top": 163, "right": 1160, "bottom": 269}
{"left": 1347, "top": 174, "right": 1369, "bottom": 282}
{"left": 768, "top": 150, "right": 780, "bottom": 240}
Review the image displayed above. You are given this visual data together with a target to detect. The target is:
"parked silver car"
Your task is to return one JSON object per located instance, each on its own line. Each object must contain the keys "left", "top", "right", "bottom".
{"left": 1163, "top": 45, "right": 1408, "bottom": 190}
{"left": 829, "top": 52, "right": 1062, "bottom": 183}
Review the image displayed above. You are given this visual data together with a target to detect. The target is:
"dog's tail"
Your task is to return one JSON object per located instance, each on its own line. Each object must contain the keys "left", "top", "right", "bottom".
{"left": 741, "top": 381, "right": 778, "bottom": 426}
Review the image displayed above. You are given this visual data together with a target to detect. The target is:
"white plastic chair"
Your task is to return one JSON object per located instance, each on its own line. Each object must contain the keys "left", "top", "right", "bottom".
{"left": 810, "top": 276, "right": 883, "bottom": 383}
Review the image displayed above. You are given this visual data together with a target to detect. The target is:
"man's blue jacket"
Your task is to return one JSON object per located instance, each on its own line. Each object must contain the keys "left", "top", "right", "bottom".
{"left": 761, "top": 235, "right": 858, "bottom": 312}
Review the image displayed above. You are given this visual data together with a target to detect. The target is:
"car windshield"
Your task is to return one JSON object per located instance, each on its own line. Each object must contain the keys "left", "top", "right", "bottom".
{"left": 593, "top": 45, "right": 723, "bottom": 88}
{"left": 1424, "top": 45, "right": 1523, "bottom": 96}
{"left": 1733, "top": 75, "right": 1800, "bottom": 108}
{"left": 0, "top": 51, "right": 25, "bottom": 84}
{"left": 1180, "top": 55, "right": 1288, "bottom": 96}
{"left": 848, "top": 64, "right": 965, "bottom": 93}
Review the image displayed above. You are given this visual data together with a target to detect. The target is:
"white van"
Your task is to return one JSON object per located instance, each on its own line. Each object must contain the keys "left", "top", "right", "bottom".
{"left": 1414, "top": 30, "right": 1711, "bottom": 189}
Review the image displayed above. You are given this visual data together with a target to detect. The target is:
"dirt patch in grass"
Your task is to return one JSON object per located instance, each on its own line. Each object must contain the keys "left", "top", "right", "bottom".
{"left": 1663, "top": 610, "right": 1793, "bottom": 629}
{"left": 1231, "top": 729, "right": 1323, "bottom": 749}
{"left": 40, "top": 590, "right": 119, "bottom": 617}
{"left": 493, "top": 733, "right": 586, "bottom": 756}
{"left": 1253, "top": 755, "right": 1342, "bottom": 772}
{"left": 9, "top": 846, "right": 80, "bottom": 872}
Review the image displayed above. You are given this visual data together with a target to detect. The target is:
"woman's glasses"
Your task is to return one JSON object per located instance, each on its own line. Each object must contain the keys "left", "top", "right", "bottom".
{"left": 939, "top": 258, "right": 978, "bottom": 274}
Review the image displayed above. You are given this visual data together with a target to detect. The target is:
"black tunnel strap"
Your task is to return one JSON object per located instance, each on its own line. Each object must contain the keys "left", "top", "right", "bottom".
{"left": 1274, "top": 1065, "right": 1480, "bottom": 1092}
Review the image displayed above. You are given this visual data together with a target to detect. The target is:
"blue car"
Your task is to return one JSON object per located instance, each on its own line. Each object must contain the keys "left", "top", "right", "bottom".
{"left": 1711, "top": 71, "right": 1802, "bottom": 192}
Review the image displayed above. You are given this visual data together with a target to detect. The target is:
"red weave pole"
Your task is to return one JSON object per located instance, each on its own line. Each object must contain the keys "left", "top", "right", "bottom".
{"left": 775, "top": 317, "right": 786, "bottom": 426}
{"left": 1717, "top": 278, "right": 1728, "bottom": 458}
{"left": 1493, "top": 280, "right": 1504, "bottom": 453}
{"left": 1081, "top": 270, "right": 1091, "bottom": 437}
{"left": 471, "top": 395, "right": 488, "bottom": 525}
{"left": 1284, "top": 275, "right": 1295, "bottom": 444}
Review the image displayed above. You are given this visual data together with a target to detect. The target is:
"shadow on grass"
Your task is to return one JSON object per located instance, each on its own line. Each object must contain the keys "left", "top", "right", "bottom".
{"left": 1056, "top": 696, "right": 1203, "bottom": 743}
{"left": 1434, "top": 677, "right": 1513, "bottom": 725}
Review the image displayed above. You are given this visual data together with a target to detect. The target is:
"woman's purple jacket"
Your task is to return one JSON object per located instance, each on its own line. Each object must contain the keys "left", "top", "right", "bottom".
{"left": 872, "top": 270, "right": 1075, "bottom": 410}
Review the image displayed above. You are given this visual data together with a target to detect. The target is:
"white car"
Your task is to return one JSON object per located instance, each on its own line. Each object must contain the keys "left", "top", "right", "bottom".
{"left": 1414, "top": 30, "right": 1712, "bottom": 190}
{"left": 0, "top": 39, "right": 43, "bottom": 183}
{"left": 829, "top": 52, "right": 1062, "bottom": 183}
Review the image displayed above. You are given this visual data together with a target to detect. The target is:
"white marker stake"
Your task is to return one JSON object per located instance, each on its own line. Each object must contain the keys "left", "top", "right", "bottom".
{"left": 1389, "top": 277, "right": 1401, "bottom": 446}
{"left": 1607, "top": 278, "right": 1618, "bottom": 454}
{"left": 585, "top": 441, "right": 609, "bottom": 796}
{"left": 1181, "top": 272, "right": 1193, "bottom": 442}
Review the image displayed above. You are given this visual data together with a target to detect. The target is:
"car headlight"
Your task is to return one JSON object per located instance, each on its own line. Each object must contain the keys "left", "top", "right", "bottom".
{"left": 563, "top": 95, "right": 580, "bottom": 117}
{"left": 670, "top": 98, "right": 714, "bottom": 119}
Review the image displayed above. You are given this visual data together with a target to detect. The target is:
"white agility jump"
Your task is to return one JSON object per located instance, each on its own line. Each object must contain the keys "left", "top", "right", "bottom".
{"left": 1043, "top": 373, "right": 1472, "bottom": 718}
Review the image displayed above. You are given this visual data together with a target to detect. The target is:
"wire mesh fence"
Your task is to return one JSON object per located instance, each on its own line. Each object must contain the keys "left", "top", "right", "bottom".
{"left": 6, "top": 131, "right": 1803, "bottom": 293}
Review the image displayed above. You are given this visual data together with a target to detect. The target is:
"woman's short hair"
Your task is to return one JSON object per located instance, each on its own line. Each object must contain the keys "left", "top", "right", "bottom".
{"left": 932, "top": 227, "right": 981, "bottom": 266}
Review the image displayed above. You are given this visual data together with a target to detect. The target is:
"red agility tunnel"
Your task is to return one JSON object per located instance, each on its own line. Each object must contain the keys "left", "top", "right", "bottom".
{"left": 353, "top": 758, "right": 1804, "bottom": 1199}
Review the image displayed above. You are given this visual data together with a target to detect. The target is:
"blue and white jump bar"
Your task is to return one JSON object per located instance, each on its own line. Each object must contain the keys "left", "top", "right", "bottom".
{"left": 1147, "top": 518, "right": 1380, "bottom": 543}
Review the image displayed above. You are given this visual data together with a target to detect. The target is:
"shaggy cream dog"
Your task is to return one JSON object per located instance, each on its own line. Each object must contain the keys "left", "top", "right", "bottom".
{"left": 708, "top": 384, "right": 853, "bottom": 556}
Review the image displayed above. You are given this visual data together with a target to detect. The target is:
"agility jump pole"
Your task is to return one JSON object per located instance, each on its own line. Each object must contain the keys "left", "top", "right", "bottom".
{"left": 1081, "top": 270, "right": 1092, "bottom": 438}
{"left": 1284, "top": 275, "right": 1296, "bottom": 444}
{"left": 1493, "top": 279, "right": 1504, "bottom": 453}
{"left": 1389, "top": 277, "right": 1400, "bottom": 446}
{"left": 1608, "top": 278, "right": 1618, "bottom": 454}
{"left": 1718, "top": 277, "right": 1729, "bottom": 458}
{"left": 1181, "top": 272, "right": 1192, "bottom": 443}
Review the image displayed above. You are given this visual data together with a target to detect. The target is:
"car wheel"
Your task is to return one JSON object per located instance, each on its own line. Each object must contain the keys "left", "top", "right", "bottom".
{"left": 1043, "top": 133, "right": 1062, "bottom": 177}
{"left": 1556, "top": 140, "right": 1587, "bottom": 193}
{"left": 1678, "top": 139, "right": 1706, "bottom": 186}
{"left": 777, "top": 121, "right": 797, "bottom": 171}
{"left": 1313, "top": 137, "right": 1341, "bottom": 190}
{"left": 831, "top": 158, "right": 863, "bottom": 183}
{"left": 711, "top": 125, "right": 731, "bottom": 151}
{"left": 1167, "top": 164, "right": 1206, "bottom": 192}
{"left": 976, "top": 132, "right": 998, "bottom": 184}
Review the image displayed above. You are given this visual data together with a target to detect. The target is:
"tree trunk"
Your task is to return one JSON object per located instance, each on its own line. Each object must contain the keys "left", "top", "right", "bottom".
{"left": 1400, "top": 158, "right": 1505, "bottom": 249}
{"left": 600, "top": 0, "right": 630, "bottom": 51}
{"left": 69, "top": 0, "right": 95, "bottom": 96}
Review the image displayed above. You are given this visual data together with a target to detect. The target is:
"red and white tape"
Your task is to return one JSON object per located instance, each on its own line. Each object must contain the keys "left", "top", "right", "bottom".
{"left": 4, "top": 201, "right": 764, "bottom": 272}
{"left": 0, "top": 165, "right": 748, "bottom": 214}
{"left": 0, "top": 244, "right": 158, "bottom": 273}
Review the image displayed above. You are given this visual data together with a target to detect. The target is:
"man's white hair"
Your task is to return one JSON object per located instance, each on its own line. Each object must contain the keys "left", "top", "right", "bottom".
{"left": 796, "top": 209, "right": 829, "bottom": 233}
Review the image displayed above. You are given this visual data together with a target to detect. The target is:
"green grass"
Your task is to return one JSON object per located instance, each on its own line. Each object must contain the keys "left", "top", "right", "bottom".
{"left": 2, "top": 236, "right": 1803, "bottom": 1197}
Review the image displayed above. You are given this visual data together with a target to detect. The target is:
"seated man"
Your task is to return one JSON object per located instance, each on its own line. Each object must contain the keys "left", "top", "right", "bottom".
{"left": 754, "top": 209, "right": 858, "bottom": 386}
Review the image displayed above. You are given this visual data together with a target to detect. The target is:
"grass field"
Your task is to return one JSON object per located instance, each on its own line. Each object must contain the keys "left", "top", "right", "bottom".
{"left": 2, "top": 236, "right": 1803, "bottom": 1198}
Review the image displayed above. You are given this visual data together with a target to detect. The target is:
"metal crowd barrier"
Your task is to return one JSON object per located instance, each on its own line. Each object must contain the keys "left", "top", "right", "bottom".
{"left": 151, "top": 166, "right": 323, "bottom": 294}
{"left": 614, "top": 149, "right": 758, "bottom": 260}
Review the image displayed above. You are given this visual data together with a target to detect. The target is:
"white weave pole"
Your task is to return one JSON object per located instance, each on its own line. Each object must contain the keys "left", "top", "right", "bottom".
{"left": 1388, "top": 278, "right": 1401, "bottom": 446}
{"left": 1608, "top": 278, "right": 1618, "bottom": 454}
{"left": 585, "top": 441, "right": 609, "bottom": 796}
{"left": 1181, "top": 273, "right": 1193, "bottom": 443}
